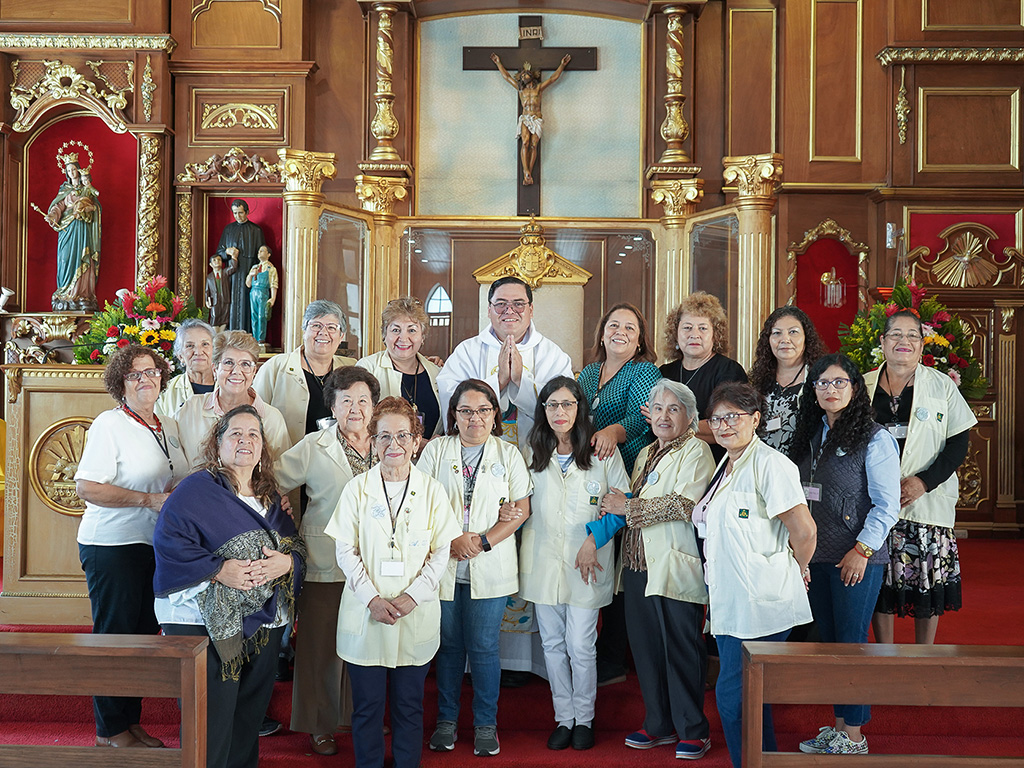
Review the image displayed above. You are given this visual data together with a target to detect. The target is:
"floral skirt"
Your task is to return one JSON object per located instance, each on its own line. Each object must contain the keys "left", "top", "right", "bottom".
{"left": 875, "top": 519, "right": 962, "bottom": 618}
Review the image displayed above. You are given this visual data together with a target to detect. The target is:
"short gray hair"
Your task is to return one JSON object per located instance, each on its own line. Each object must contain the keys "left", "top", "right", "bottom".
{"left": 647, "top": 379, "right": 699, "bottom": 432}
{"left": 302, "top": 300, "right": 346, "bottom": 334}
{"left": 173, "top": 318, "right": 216, "bottom": 359}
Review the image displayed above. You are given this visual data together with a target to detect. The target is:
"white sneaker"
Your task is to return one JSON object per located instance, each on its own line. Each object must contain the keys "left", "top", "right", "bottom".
{"left": 823, "top": 732, "right": 868, "bottom": 755}
{"left": 799, "top": 726, "right": 838, "bottom": 754}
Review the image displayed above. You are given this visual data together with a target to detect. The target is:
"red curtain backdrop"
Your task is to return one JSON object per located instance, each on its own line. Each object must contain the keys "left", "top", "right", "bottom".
{"left": 795, "top": 237, "right": 859, "bottom": 353}
{"left": 25, "top": 115, "right": 139, "bottom": 312}
{"left": 205, "top": 195, "right": 285, "bottom": 349}
{"left": 909, "top": 212, "right": 1017, "bottom": 262}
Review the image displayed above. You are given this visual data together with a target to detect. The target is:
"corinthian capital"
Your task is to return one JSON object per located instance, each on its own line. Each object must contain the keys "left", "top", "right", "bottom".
{"left": 722, "top": 153, "right": 783, "bottom": 200}
{"left": 650, "top": 177, "right": 704, "bottom": 228}
{"left": 355, "top": 173, "right": 410, "bottom": 225}
{"left": 277, "top": 149, "right": 337, "bottom": 196}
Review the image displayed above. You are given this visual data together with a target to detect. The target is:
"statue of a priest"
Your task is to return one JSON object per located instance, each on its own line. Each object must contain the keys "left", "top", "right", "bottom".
{"left": 215, "top": 199, "right": 267, "bottom": 332}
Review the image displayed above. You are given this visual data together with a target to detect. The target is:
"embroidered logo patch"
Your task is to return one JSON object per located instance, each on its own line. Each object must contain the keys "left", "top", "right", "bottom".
{"left": 937, "top": 412, "right": 944, "bottom": 422}
{"left": 590, "top": 496, "right": 599, "bottom": 505}
{"left": 738, "top": 508, "right": 750, "bottom": 519}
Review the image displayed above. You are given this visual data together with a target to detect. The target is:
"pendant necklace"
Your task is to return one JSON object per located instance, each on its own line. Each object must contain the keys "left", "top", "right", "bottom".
{"left": 302, "top": 349, "right": 333, "bottom": 388}
{"left": 120, "top": 403, "right": 173, "bottom": 475}
{"left": 884, "top": 366, "right": 914, "bottom": 418}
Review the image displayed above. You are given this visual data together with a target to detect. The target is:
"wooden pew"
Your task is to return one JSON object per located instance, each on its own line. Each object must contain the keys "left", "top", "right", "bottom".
{"left": 0, "top": 632, "right": 207, "bottom": 767}
{"left": 742, "top": 642, "right": 1024, "bottom": 768}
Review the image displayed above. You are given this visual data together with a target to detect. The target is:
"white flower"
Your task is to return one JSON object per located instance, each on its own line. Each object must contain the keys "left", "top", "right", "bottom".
{"left": 870, "top": 346, "right": 885, "bottom": 365}
{"left": 140, "top": 318, "right": 160, "bottom": 330}
{"left": 103, "top": 342, "right": 117, "bottom": 355}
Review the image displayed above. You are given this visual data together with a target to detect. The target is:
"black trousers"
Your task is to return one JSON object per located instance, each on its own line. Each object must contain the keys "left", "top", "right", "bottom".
{"left": 79, "top": 543, "right": 160, "bottom": 738}
{"left": 348, "top": 662, "right": 430, "bottom": 768}
{"left": 623, "top": 567, "right": 709, "bottom": 740}
{"left": 595, "top": 532, "right": 629, "bottom": 671}
{"left": 163, "top": 623, "right": 285, "bottom": 768}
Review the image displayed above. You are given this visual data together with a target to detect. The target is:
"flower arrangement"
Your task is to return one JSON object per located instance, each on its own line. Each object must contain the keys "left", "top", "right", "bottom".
{"left": 74, "top": 275, "right": 205, "bottom": 372}
{"left": 838, "top": 280, "right": 988, "bottom": 399}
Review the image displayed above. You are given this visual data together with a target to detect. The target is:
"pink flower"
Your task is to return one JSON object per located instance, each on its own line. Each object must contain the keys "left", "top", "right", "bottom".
{"left": 121, "top": 291, "right": 138, "bottom": 309}
{"left": 948, "top": 369, "right": 962, "bottom": 386}
{"left": 907, "top": 282, "right": 927, "bottom": 308}
{"left": 932, "top": 310, "right": 951, "bottom": 323}
{"left": 884, "top": 303, "right": 899, "bottom": 317}
{"left": 143, "top": 276, "right": 168, "bottom": 297}
{"left": 172, "top": 297, "right": 185, "bottom": 317}
{"left": 140, "top": 318, "right": 160, "bottom": 330}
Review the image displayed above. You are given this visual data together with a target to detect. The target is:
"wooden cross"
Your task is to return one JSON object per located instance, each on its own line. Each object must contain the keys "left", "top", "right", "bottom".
{"left": 463, "top": 16, "right": 597, "bottom": 216}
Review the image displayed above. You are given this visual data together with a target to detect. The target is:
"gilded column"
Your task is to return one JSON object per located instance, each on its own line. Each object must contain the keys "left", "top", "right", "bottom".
{"left": 658, "top": 5, "right": 692, "bottom": 164}
{"left": 722, "top": 153, "right": 783, "bottom": 369}
{"left": 278, "top": 149, "right": 338, "bottom": 351}
{"left": 994, "top": 303, "right": 1016, "bottom": 507}
{"left": 369, "top": 3, "right": 401, "bottom": 163}
{"left": 176, "top": 189, "right": 193, "bottom": 294}
{"left": 135, "top": 132, "right": 163, "bottom": 285}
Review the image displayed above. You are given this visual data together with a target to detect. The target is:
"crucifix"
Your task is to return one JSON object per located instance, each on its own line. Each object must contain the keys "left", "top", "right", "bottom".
{"left": 463, "top": 16, "right": 597, "bottom": 216}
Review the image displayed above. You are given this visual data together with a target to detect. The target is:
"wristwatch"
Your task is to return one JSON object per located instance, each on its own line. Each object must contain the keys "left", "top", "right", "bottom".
{"left": 856, "top": 541, "right": 874, "bottom": 558}
{"left": 480, "top": 534, "right": 492, "bottom": 553}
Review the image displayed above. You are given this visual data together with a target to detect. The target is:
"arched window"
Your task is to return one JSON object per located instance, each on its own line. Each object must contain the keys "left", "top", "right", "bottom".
{"left": 425, "top": 283, "right": 452, "bottom": 327}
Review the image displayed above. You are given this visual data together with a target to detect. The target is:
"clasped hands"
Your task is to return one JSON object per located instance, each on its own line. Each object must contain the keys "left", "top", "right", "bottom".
{"left": 599, "top": 487, "right": 628, "bottom": 518}
{"left": 496, "top": 334, "right": 524, "bottom": 391}
{"left": 369, "top": 593, "right": 417, "bottom": 625}
{"left": 215, "top": 546, "right": 292, "bottom": 590}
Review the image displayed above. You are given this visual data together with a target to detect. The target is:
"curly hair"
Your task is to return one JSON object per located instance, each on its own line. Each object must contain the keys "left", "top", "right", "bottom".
{"left": 446, "top": 379, "right": 503, "bottom": 438}
{"left": 748, "top": 306, "right": 828, "bottom": 393}
{"left": 195, "top": 404, "right": 280, "bottom": 508}
{"left": 212, "top": 330, "right": 260, "bottom": 369}
{"left": 104, "top": 344, "right": 171, "bottom": 403}
{"left": 707, "top": 381, "right": 767, "bottom": 440}
{"left": 664, "top": 291, "right": 729, "bottom": 361}
{"left": 322, "top": 366, "right": 381, "bottom": 412}
{"left": 380, "top": 296, "right": 430, "bottom": 339}
{"left": 529, "top": 376, "right": 595, "bottom": 472}
{"left": 788, "top": 353, "right": 877, "bottom": 464}
{"left": 368, "top": 396, "right": 424, "bottom": 440}
{"left": 589, "top": 302, "right": 656, "bottom": 365}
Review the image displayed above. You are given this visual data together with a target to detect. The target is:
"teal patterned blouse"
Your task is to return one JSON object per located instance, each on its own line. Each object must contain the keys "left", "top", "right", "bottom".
{"left": 578, "top": 359, "right": 663, "bottom": 474}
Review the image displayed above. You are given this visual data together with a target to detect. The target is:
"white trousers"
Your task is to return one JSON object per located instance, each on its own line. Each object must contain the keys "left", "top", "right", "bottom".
{"left": 534, "top": 603, "right": 599, "bottom": 726}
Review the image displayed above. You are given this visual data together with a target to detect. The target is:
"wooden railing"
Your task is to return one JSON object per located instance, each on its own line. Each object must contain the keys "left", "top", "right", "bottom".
{"left": 0, "top": 632, "right": 207, "bottom": 767}
{"left": 742, "top": 642, "right": 1024, "bottom": 767}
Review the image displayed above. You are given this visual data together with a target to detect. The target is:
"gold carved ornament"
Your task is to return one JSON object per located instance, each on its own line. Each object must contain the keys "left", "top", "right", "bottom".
{"left": 786, "top": 218, "right": 869, "bottom": 309}
{"left": 28, "top": 417, "right": 93, "bottom": 516}
{"left": 177, "top": 191, "right": 194, "bottom": 292}
{"left": 657, "top": 7, "right": 690, "bottom": 164}
{"left": 4, "top": 315, "right": 84, "bottom": 365}
{"left": 141, "top": 55, "right": 156, "bottom": 123}
{"left": 956, "top": 439, "right": 984, "bottom": 509}
{"left": 895, "top": 65, "right": 910, "bottom": 145}
{"left": 368, "top": 3, "right": 403, "bottom": 163}
{"left": 650, "top": 177, "right": 704, "bottom": 226}
{"left": 877, "top": 47, "right": 1024, "bottom": 67}
{"left": 280, "top": 150, "right": 337, "bottom": 194}
{"left": 9, "top": 59, "right": 132, "bottom": 133}
{"left": 472, "top": 217, "right": 592, "bottom": 290}
{"left": 177, "top": 147, "right": 282, "bottom": 184}
{"left": 355, "top": 175, "right": 408, "bottom": 222}
{"left": 722, "top": 154, "right": 783, "bottom": 199}
{"left": 200, "top": 103, "right": 279, "bottom": 131}
{"left": 0, "top": 33, "right": 175, "bottom": 53}
{"left": 911, "top": 222, "right": 1022, "bottom": 289}
{"left": 136, "top": 134, "right": 163, "bottom": 285}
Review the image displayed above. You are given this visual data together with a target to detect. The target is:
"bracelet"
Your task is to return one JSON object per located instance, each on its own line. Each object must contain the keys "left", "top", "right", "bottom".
{"left": 853, "top": 542, "right": 871, "bottom": 559}
{"left": 480, "top": 533, "right": 492, "bottom": 553}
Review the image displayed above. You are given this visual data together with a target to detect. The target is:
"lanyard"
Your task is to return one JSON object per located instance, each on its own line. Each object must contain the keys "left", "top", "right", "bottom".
{"left": 462, "top": 451, "right": 484, "bottom": 528}
{"left": 120, "top": 404, "right": 173, "bottom": 475}
{"left": 381, "top": 474, "right": 410, "bottom": 551}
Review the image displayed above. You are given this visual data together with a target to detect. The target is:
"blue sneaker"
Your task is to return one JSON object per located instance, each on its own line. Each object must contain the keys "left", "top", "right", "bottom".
{"left": 676, "top": 738, "right": 711, "bottom": 760}
{"left": 625, "top": 729, "right": 678, "bottom": 749}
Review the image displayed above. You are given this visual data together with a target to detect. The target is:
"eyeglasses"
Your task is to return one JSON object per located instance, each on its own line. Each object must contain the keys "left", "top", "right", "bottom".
{"left": 708, "top": 412, "right": 752, "bottom": 429}
{"left": 124, "top": 368, "right": 161, "bottom": 382}
{"left": 308, "top": 321, "right": 342, "bottom": 334}
{"left": 374, "top": 431, "right": 416, "bottom": 447}
{"left": 543, "top": 400, "right": 578, "bottom": 412}
{"left": 455, "top": 406, "right": 495, "bottom": 419}
{"left": 884, "top": 331, "right": 922, "bottom": 342}
{"left": 812, "top": 377, "right": 851, "bottom": 391}
{"left": 219, "top": 358, "right": 256, "bottom": 372}
{"left": 489, "top": 300, "right": 530, "bottom": 314}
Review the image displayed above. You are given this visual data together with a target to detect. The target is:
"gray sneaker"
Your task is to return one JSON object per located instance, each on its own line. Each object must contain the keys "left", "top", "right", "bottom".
{"left": 429, "top": 720, "right": 457, "bottom": 752}
{"left": 474, "top": 725, "right": 500, "bottom": 756}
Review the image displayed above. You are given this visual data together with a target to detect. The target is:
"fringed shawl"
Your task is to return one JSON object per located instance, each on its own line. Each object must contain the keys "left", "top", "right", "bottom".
{"left": 154, "top": 470, "right": 306, "bottom": 680}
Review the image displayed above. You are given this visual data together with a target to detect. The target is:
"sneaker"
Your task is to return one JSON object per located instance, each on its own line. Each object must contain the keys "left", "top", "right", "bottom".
{"left": 823, "top": 732, "right": 868, "bottom": 755}
{"left": 258, "top": 716, "right": 282, "bottom": 737}
{"left": 474, "top": 725, "right": 500, "bottom": 756}
{"left": 428, "top": 720, "right": 457, "bottom": 752}
{"left": 799, "top": 726, "right": 838, "bottom": 754}
{"left": 676, "top": 738, "right": 711, "bottom": 759}
{"left": 625, "top": 729, "right": 678, "bottom": 749}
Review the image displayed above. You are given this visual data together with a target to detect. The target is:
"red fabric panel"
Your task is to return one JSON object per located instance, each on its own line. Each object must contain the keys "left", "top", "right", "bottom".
{"left": 24, "top": 115, "right": 138, "bottom": 312}
{"left": 909, "top": 212, "right": 1017, "bottom": 262}
{"left": 795, "top": 237, "right": 859, "bottom": 353}
{"left": 205, "top": 195, "right": 284, "bottom": 348}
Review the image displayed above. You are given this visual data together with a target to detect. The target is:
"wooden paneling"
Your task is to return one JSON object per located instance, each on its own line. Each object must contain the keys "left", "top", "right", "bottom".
{"left": 726, "top": 6, "right": 776, "bottom": 156}
{"left": 810, "top": 0, "right": 861, "bottom": 162}
{"left": 922, "top": 0, "right": 1023, "bottom": 31}
{"left": 0, "top": 0, "right": 131, "bottom": 22}
{"left": 193, "top": 0, "right": 280, "bottom": 49}
{"left": 918, "top": 87, "right": 1020, "bottom": 173}
{"left": 190, "top": 86, "right": 289, "bottom": 146}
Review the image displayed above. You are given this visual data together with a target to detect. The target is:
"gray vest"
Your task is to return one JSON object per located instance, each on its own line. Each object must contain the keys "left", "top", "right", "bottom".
{"left": 799, "top": 423, "right": 889, "bottom": 565}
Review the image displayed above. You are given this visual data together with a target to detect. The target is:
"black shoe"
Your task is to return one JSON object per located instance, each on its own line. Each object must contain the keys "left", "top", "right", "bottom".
{"left": 572, "top": 724, "right": 595, "bottom": 750}
{"left": 547, "top": 725, "right": 572, "bottom": 750}
{"left": 596, "top": 662, "right": 627, "bottom": 687}
{"left": 276, "top": 655, "right": 292, "bottom": 682}
{"left": 259, "top": 716, "right": 282, "bottom": 737}
{"left": 499, "top": 670, "right": 532, "bottom": 688}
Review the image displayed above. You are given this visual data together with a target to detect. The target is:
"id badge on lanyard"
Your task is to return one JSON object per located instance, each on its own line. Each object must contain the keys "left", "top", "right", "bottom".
{"left": 887, "top": 422, "right": 908, "bottom": 439}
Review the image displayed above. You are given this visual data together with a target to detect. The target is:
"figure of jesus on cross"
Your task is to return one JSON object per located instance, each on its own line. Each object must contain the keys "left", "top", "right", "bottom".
{"left": 491, "top": 52, "right": 571, "bottom": 186}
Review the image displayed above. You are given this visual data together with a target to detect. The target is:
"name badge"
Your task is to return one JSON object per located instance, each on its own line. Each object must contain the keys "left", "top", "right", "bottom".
{"left": 766, "top": 416, "right": 782, "bottom": 432}
{"left": 803, "top": 483, "right": 822, "bottom": 503}
{"left": 585, "top": 480, "right": 601, "bottom": 495}
{"left": 915, "top": 407, "right": 930, "bottom": 422}
{"left": 647, "top": 471, "right": 659, "bottom": 485}
{"left": 370, "top": 504, "right": 387, "bottom": 520}
{"left": 168, "top": 436, "right": 180, "bottom": 449}
{"left": 491, "top": 463, "right": 506, "bottom": 478}
{"left": 887, "top": 423, "right": 909, "bottom": 439}
{"left": 380, "top": 560, "right": 405, "bottom": 577}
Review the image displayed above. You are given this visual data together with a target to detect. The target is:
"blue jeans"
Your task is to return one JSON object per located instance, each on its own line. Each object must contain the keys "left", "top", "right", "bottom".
{"left": 715, "top": 629, "right": 790, "bottom": 768}
{"left": 807, "top": 562, "right": 884, "bottom": 726}
{"left": 436, "top": 584, "right": 506, "bottom": 727}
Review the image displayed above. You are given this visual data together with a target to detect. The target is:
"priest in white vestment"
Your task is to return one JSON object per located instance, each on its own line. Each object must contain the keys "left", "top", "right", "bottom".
{"left": 436, "top": 276, "right": 573, "bottom": 678}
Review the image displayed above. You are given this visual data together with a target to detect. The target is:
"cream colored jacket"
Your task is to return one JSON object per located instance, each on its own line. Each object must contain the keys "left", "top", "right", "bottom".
{"left": 519, "top": 448, "right": 630, "bottom": 609}
{"left": 864, "top": 363, "right": 977, "bottom": 528}
{"left": 325, "top": 465, "right": 461, "bottom": 667}
{"left": 253, "top": 348, "right": 355, "bottom": 445}
{"left": 355, "top": 350, "right": 443, "bottom": 437}
{"left": 175, "top": 389, "right": 291, "bottom": 467}
{"left": 155, "top": 372, "right": 198, "bottom": 419}
{"left": 417, "top": 435, "right": 533, "bottom": 601}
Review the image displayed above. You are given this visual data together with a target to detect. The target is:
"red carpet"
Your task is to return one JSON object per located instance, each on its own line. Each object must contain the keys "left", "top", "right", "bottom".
{"left": 2, "top": 539, "right": 1023, "bottom": 766}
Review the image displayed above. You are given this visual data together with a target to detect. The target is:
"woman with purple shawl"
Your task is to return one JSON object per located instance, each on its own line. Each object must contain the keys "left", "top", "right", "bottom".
{"left": 154, "top": 404, "right": 305, "bottom": 768}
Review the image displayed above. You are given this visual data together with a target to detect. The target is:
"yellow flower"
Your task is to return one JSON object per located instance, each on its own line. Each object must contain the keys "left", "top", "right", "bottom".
{"left": 140, "top": 330, "right": 159, "bottom": 345}
{"left": 123, "top": 325, "right": 139, "bottom": 336}
{"left": 925, "top": 334, "right": 950, "bottom": 348}
{"left": 160, "top": 329, "right": 176, "bottom": 341}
